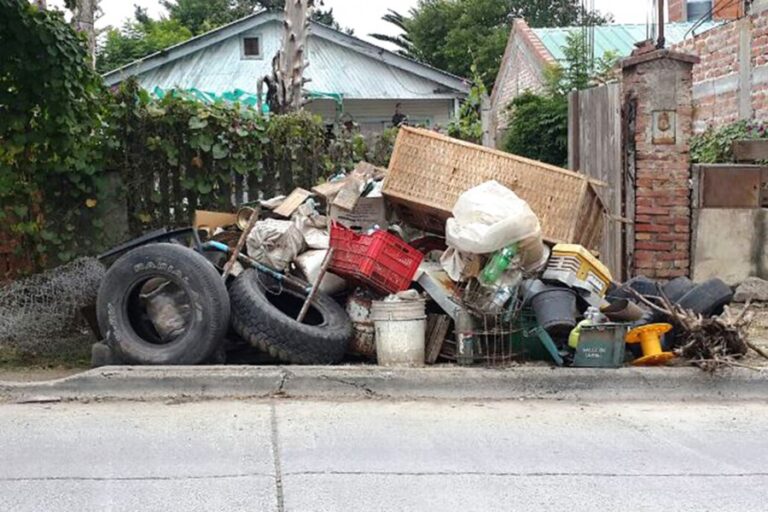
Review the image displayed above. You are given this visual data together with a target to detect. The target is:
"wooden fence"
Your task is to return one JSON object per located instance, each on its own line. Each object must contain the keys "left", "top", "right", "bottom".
{"left": 568, "top": 82, "right": 625, "bottom": 280}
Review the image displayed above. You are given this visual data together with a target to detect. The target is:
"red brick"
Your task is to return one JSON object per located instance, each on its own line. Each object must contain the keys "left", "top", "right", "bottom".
{"left": 635, "top": 223, "right": 669, "bottom": 233}
{"left": 635, "top": 241, "right": 673, "bottom": 251}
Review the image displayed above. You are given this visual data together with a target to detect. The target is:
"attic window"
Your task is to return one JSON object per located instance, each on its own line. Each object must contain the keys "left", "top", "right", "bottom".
{"left": 242, "top": 37, "right": 261, "bottom": 59}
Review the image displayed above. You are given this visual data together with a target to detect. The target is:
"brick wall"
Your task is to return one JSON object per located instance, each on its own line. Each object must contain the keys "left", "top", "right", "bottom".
{"left": 671, "top": 7, "right": 768, "bottom": 132}
{"left": 489, "top": 19, "right": 556, "bottom": 147}
{"left": 622, "top": 53, "right": 697, "bottom": 279}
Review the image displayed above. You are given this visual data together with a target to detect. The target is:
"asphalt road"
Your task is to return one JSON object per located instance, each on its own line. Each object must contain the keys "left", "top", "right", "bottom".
{"left": 1, "top": 399, "right": 767, "bottom": 512}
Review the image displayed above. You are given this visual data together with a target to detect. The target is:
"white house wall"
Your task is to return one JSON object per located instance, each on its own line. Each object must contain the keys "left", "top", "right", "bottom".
{"left": 306, "top": 98, "right": 455, "bottom": 134}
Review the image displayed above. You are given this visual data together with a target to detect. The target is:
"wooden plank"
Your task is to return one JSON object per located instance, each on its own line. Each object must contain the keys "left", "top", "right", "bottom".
{"left": 733, "top": 139, "right": 768, "bottom": 162}
{"left": 573, "top": 83, "right": 623, "bottom": 279}
{"left": 425, "top": 314, "right": 451, "bottom": 364}
{"left": 568, "top": 90, "right": 580, "bottom": 171}
{"left": 273, "top": 187, "right": 313, "bottom": 218}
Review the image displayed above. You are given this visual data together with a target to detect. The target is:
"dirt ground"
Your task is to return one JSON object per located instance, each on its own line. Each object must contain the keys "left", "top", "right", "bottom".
{"left": 743, "top": 302, "right": 768, "bottom": 367}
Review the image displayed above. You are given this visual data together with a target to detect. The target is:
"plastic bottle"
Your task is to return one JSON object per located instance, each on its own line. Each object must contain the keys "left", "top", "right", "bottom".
{"left": 479, "top": 244, "right": 519, "bottom": 285}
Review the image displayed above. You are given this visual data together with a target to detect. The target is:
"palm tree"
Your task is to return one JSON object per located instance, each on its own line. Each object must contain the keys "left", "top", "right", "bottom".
{"left": 369, "top": 9, "right": 416, "bottom": 58}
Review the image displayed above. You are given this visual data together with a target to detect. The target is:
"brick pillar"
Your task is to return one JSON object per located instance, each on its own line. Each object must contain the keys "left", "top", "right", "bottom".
{"left": 622, "top": 50, "right": 699, "bottom": 280}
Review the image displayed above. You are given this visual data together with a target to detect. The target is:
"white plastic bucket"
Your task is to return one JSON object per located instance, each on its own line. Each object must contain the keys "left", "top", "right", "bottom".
{"left": 370, "top": 299, "right": 427, "bottom": 367}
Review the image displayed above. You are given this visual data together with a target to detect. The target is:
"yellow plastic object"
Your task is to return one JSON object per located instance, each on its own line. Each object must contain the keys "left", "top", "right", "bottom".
{"left": 625, "top": 323, "right": 675, "bottom": 366}
{"left": 545, "top": 244, "right": 613, "bottom": 297}
{"left": 568, "top": 319, "right": 591, "bottom": 349}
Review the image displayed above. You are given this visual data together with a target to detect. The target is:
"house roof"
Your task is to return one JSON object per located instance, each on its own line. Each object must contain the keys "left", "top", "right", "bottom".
{"left": 532, "top": 22, "right": 721, "bottom": 63}
{"left": 103, "top": 11, "right": 470, "bottom": 100}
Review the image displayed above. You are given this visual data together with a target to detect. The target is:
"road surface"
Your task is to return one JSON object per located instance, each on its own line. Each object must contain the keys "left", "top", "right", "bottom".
{"left": 1, "top": 399, "right": 766, "bottom": 511}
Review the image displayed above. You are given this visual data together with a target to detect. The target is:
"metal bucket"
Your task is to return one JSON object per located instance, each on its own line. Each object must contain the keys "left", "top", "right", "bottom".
{"left": 370, "top": 299, "right": 426, "bottom": 367}
{"left": 346, "top": 293, "right": 376, "bottom": 358}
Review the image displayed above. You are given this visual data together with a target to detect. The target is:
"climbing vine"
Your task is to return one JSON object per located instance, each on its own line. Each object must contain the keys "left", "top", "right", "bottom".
{"left": 0, "top": 0, "right": 106, "bottom": 266}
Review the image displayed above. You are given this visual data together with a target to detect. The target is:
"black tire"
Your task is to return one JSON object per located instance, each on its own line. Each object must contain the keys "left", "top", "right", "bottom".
{"left": 229, "top": 269, "right": 352, "bottom": 364}
{"left": 96, "top": 243, "right": 230, "bottom": 365}
{"left": 612, "top": 276, "right": 659, "bottom": 300}
{"left": 676, "top": 278, "right": 733, "bottom": 317}
{"left": 663, "top": 276, "right": 695, "bottom": 302}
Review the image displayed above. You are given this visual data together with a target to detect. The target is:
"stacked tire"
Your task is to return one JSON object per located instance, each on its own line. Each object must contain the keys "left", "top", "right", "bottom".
{"left": 95, "top": 243, "right": 352, "bottom": 366}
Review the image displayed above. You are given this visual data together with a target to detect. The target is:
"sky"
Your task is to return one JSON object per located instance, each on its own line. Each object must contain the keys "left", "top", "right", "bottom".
{"left": 50, "top": 0, "right": 656, "bottom": 47}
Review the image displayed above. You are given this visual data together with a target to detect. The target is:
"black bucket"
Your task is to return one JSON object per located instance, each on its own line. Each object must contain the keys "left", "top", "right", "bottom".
{"left": 530, "top": 286, "right": 578, "bottom": 339}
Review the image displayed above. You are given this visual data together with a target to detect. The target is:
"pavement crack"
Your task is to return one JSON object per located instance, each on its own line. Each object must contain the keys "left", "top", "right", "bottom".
{"left": 270, "top": 402, "right": 285, "bottom": 512}
{"left": 319, "top": 376, "right": 380, "bottom": 398}
{"left": 0, "top": 473, "right": 273, "bottom": 482}
{"left": 273, "top": 368, "right": 292, "bottom": 397}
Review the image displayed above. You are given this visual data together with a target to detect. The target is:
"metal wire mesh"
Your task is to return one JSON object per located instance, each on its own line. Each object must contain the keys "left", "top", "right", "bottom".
{"left": 0, "top": 258, "right": 105, "bottom": 353}
{"left": 448, "top": 279, "right": 527, "bottom": 366}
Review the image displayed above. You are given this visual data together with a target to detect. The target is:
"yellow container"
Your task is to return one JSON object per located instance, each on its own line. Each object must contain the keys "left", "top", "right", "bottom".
{"left": 544, "top": 244, "right": 613, "bottom": 297}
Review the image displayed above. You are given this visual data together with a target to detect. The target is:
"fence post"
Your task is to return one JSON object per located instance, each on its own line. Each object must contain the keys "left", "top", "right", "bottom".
{"left": 568, "top": 90, "right": 580, "bottom": 171}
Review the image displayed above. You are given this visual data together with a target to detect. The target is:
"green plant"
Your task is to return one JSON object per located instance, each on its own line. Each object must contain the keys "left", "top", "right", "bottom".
{"left": 0, "top": 0, "right": 108, "bottom": 266}
{"left": 502, "top": 92, "right": 568, "bottom": 166}
{"left": 690, "top": 120, "right": 768, "bottom": 164}
{"left": 448, "top": 64, "right": 487, "bottom": 144}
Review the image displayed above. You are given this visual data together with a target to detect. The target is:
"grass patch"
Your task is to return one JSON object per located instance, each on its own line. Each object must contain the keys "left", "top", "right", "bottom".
{"left": 0, "top": 335, "right": 92, "bottom": 369}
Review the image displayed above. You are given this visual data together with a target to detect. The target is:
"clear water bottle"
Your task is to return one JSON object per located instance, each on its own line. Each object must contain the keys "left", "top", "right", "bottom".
{"left": 480, "top": 244, "right": 519, "bottom": 285}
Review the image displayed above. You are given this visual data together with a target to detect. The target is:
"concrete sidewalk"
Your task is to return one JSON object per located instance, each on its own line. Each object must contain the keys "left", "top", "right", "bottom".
{"left": 1, "top": 365, "right": 767, "bottom": 403}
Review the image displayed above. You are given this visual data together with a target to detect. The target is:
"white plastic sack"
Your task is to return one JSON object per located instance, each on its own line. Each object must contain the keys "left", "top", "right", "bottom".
{"left": 246, "top": 219, "right": 306, "bottom": 272}
{"left": 445, "top": 180, "right": 541, "bottom": 255}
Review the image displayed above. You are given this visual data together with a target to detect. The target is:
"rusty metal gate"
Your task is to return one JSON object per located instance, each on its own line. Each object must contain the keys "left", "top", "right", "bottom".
{"left": 567, "top": 82, "right": 625, "bottom": 280}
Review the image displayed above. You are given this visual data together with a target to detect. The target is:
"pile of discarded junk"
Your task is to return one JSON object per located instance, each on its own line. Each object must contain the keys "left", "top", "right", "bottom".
{"left": 92, "top": 127, "right": 755, "bottom": 369}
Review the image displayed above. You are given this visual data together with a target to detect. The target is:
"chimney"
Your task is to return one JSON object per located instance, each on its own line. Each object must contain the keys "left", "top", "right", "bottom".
{"left": 668, "top": 0, "right": 686, "bottom": 22}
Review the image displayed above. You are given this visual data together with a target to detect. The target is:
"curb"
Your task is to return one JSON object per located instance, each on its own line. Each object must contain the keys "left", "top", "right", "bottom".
{"left": 1, "top": 366, "right": 767, "bottom": 402}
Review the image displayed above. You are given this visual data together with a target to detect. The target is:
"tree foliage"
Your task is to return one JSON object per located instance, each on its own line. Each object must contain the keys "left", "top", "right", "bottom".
{"left": 371, "top": 0, "right": 611, "bottom": 89}
{"left": 502, "top": 31, "right": 618, "bottom": 167}
{"left": 447, "top": 64, "right": 487, "bottom": 144}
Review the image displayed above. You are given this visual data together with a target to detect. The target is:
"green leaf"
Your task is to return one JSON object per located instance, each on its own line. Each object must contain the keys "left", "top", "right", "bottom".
{"left": 212, "top": 143, "right": 229, "bottom": 160}
{"left": 197, "top": 182, "right": 213, "bottom": 194}
{"left": 188, "top": 116, "right": 208, "bottom": 130}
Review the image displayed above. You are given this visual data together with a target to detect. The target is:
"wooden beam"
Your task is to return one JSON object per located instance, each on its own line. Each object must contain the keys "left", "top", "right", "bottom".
{"left": 733, "top": 140, "right": 768, "bottom": 162}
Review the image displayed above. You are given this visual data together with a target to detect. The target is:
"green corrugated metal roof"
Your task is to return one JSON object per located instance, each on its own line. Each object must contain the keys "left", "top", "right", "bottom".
{"left": 533, "top": 22, "right": 720, "bottom": 63}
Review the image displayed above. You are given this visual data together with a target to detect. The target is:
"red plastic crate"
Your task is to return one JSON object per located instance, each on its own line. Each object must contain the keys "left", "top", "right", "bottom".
{"left": 329, "top": 222, "right": 423, "bottom": 295}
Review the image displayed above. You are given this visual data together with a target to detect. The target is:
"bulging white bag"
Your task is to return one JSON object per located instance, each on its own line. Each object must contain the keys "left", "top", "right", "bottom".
{"left": 445, "top": 180, "right": 541, "bottom": 255}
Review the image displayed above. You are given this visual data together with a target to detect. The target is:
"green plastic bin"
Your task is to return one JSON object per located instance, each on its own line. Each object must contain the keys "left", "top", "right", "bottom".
{"left": 573, "top": 323, "right": 629, "bottom": 368}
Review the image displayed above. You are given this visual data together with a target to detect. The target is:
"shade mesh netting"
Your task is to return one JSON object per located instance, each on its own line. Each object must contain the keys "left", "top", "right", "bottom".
{"left": 0, "top": 258, "right": 105, "bottom": 352}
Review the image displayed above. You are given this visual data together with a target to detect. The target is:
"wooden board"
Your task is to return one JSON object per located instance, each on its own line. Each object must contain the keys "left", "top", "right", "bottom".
{"left": 733, "top": 139, "right": 768, "bottom": 162}
{"left": 273, "top": 188, "right": 313, "bottom": 218}
{"left": 425, "top": 314, "right": 451, "bottom": 364}
{"left": 569, "top": 83, "right": 623, "bottom": 279}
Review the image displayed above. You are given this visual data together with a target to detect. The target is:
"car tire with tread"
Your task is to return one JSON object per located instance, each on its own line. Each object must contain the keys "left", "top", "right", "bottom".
{"left": 675, "top": 278, "right": 733, "bottom": 317}
{"left": 662, "top": 276, "right": 695, "bottom": 303}
{"left": 229, "top": 269, "right": 352, "bottom": 364}
{"left": 96, "top": 243, "right": 230, "bottom": 365}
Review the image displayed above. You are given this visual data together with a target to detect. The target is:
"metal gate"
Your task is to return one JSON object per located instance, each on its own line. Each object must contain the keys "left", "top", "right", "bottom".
{"left": 567, "top": 82, "right": 625, "bottom": 280}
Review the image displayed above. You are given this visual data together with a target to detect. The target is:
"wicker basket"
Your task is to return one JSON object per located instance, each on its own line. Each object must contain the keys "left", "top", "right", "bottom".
{"left": 383, "top": 127, "right": 605, "bottom": 251}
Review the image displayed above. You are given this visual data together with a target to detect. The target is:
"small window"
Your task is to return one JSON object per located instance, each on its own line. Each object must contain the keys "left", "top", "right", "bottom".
{"left": 242, "top": 37, "right": 261, "bottom": 59}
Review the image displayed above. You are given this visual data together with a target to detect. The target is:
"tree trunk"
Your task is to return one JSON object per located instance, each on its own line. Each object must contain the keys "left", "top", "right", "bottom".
{"left": 263, "top": 0, "right": 313, "bottom": 114}
{"left": 72, "top": 0, "right": 97, "bottom": 69}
